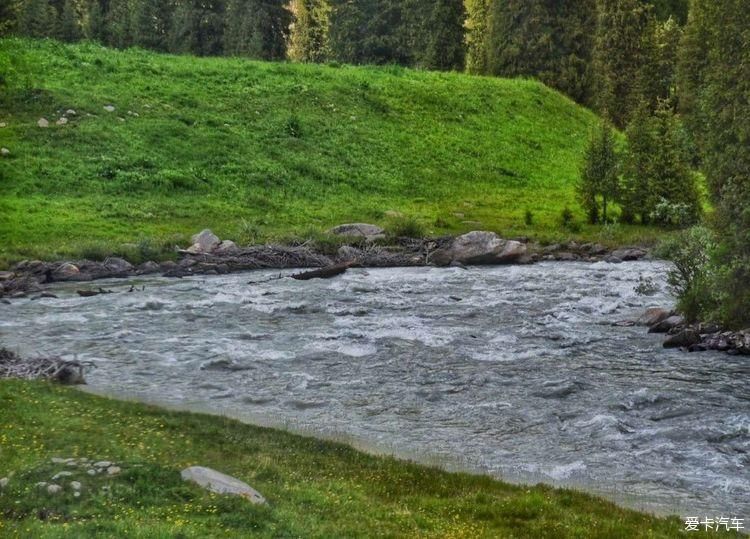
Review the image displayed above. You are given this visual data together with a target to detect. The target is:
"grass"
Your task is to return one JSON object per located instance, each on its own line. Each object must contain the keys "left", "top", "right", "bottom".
{"left": 0, "top": 379, "right": 724, "bottom": 538}
{"left": 0, "top": 38, "right": 665, "bottom": 268}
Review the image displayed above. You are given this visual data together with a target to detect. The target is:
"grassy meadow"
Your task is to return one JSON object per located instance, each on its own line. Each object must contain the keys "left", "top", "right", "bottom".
{"left": 0, "top": 380, "right": 724, "bottom": 538}
{"left": 0, "top": 38, "right": 664, "bottom": 268}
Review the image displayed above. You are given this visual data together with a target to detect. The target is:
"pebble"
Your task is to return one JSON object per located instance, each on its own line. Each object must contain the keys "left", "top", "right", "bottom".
{"left": 94, "top": 461, "right": 112, "bottom": 468}
{"left": 47, "top": 484, "right": 63, "bottom": 495}
{"left": 107, "top": 466, "right": 122, "bottom": 476}
{"left": 37, "top": 118, "right": 49, "bottom": 128}
{"left": 87, "top": 469, "right": 97, "bottom": 476}
{"left": 103, "top": 105, "right": 115, "bottom": 112}
{"left": 56, "top": 117, "right": 68, "bottom": 126}
{"left": 65, "top": 109, "right": 76, "bottom": 116}
{"left": 1, "top": 148, "right": 9, "bottom": 157}
{"left": 51, "top": 458, "right": 67, "bottom": 464}
{"left": 52, "top": 471, "right": 73, "bottom": 481}
{"left": 70, "top": 481, "right": 82, "bottom": 491}
{"left": 74, "top": 492, "right": 81, "bottom": 498}
{"left": 0, "top": 477, "right": 8, "bottom": 489}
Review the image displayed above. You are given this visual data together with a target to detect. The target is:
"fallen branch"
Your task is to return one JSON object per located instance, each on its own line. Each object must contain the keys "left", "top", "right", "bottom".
{"left": 291, "top": 261, "right": 355, "bottom": 281}
{"left": 0, "top": 348, "right": 88, "bottom": 385}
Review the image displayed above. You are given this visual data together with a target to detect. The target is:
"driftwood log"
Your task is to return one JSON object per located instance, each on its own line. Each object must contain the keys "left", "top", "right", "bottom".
{"left": 0, "top": 348, "right": 87, "bottom": 385}
{"left": 291, "top": 261, "right": 355, "bottom": 281}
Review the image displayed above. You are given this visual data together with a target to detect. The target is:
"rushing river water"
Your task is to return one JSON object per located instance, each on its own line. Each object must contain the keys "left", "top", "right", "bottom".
{"left": 1, "top": 261, "right": 748, "bottom": 520}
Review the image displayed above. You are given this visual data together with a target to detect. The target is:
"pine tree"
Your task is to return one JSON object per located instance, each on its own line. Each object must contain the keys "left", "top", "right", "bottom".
{"left": 224, "top": 0, "right": 290, "bottom": 60}
{"left": 106, "top": 0, "right": 134, "bottom": 49}
{"left": 409, "top": 0, "right": 465, "bottom": 71}
{"left": 288, "top": 0, "right": 331, "bottom": 63}
{"left": 19, "top": 0, "right": 51, "bottom": 38}
{"left": 680, "top": 0, "right": 750, "bottom": 327}
{"left": 58, "top": 0, "right": 81, "bottom": 42}
{"left": 86, "top": 0, "right": 107, "bottom": 42}
{"left": 464, "top": 0, "right": 490, "bottom": 74}
{"left": 637, "top": 16, "right": 682, "bottom": 112}
{"left": 0, "top": 0, "right": 19, "bottom": 36}
{"left": 486, "top": 0, "right": 596, "bottom": 104}
{"left": 578, "top": 121, "right": 619, "bottom": 224}
{"left": 593, "top": 0, "right": 652, "bottom": 128}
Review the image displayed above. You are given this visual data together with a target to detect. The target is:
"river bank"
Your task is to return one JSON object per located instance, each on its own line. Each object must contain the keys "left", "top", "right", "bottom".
{"left": 0, "top": 379, "right": 723, "bottom": 538}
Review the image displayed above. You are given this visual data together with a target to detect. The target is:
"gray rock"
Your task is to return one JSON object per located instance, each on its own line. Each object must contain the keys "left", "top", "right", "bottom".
{"left": 1, "top": 148, "right": 9, "bottom": 157}
{"left": 103, "top": 105, "right": 116, "bottom": 112}
{"left": 431, "top": 231, "right": 526, "bottom": 266}
{"left": 87, "top": 469, "right": 97, "bottom": 476}
{"left": 649, "top": 315, "right": 685, "bottom": 334}
{"left": 38, "top": 118, "right": 50, "bottom": 128}
{"left": 107, "top": 466, "right": 121, "bottom": 476}
{"left": 51, "top": 262, "right": 80, "bottom": 281}
{"left": 65, "top": 109, "right": 77, "bottom": 116}
{"left": 137, "top": 261, "right": 160, "bottom": 274}
{"left": 104, "top": 257, "right": 133, "bottom": 274}
{"left": 36, "top": 482, "right": 48, "bottom": 488}
{"left": 52, "top": 471, "right": 73, "bottom": 481}
{"left": 0, "top": 477, "right": 8, "bottom": 489}
{"left": 70, "top": 481, "right": 82, "bottom": 491}
{"left": 94, "top": 461, "right": 112, "bottom": 468}
{"left": 47, "top": 484, "right": 63, "bottom": 495}
{"left": 604, "top": 255, "right": 623, "bottom": 264}
{"left": 181, "top": 466, "right": 266, "bottom": 504}
{"left": 636, "top": 307, "right": 672, "bottom": 327}
{"left": 0, "top": 122, "right": 6, "bottom": 127}
{"left": 190, "top": 229, "right": 221, "bottom": 253}
{"left": 214, "top": 240, "right": 238, "bottom": 254}
{"left": 664, "top": 329, "right": 701, "bottom": 349}
{"left": 56, "top": 117, "right": 68, "bottom": 126}
{"left": 51, "top": 457, "right": 67, "bottom": 464}
{"left": 611, "top": 248, "right": 646, "bottom": 261}
{"left": 329, "top": 223, "right": 385, "bottom": 241}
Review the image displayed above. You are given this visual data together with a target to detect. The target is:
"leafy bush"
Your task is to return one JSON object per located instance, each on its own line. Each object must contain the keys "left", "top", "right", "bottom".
{"left": 656, "top": 226, "right": 718, "bottom": 322}
{"left": 524, "top": 209, "right": 534, "bottom": 226}
{"left": 387, "top": 215, "right": 426, "bottom": 238}
{"left": 649, "top": 196, "right": 700, "bottom": 228}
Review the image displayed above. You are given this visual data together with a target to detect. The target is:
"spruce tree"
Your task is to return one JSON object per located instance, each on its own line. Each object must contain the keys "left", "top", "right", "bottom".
{"left": 0, "top": 0, "right": 19, "bottom": 36}
{"left": 288, "top": 0, "right": 331, "bottom": 63}
{"left": 578, "top": 121, "right": 619, "bottom": 224}
{"left": 681, "top": 0, "right": 750, "bottom": 327}
{"left": 409, "top": 0, "right": 465, "bottom": 71}
{"left": 86, "top": 0, "right": 107, "bottom": 42}
{"left": 486, "top": 0, "right": 596, "bottom": 104}
{"left": 58, "top": 0, "right": 80, "bottom": 42}
{"left": 464, "top": 0, "right": 490, "bottom": 74}
{"left": 593, "top": 0, "right": 652, "bottom": 128}
{"left": 133, "top": 0, "right": 172, "bottom": 51}
{"left": 19, "top": 0, "right": 51, "bottom": 38}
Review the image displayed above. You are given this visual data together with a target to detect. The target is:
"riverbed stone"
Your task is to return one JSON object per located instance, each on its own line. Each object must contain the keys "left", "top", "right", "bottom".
{"left": 138, "top": 261, "right": 160, "bottom": 274}
{"left": 637, "top": 307, "right": 672, "bottom": 327}
{"left": 431, "top": 231, "right": 526, "bottom": 266}
{"left": 663, "top": 329, "right": 701, "bottom": 348}
{"left": 181, "top": 466, "right": 266, "bottom": 504}
{"left": 190, "top": 229, "right": 221, "bottom": 253}
{"left": 51, "top": 262, "right": 80, "bottom": 281}
{"left": 648, "top": 315, "right": 685, "bottom": 334}
{"left": 329, "top": 223, "right": 385, "bottom": 241}
{"left": 611, "top": 248, "right": 646, "bottom": 261}
{"left": 214, "top": 240, "right": 238, "bottom": 254}
{"left": 104, "top": 257, "right": 133, "bottom": 274}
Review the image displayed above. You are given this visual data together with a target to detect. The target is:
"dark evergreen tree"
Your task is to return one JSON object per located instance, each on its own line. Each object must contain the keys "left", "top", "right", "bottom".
{"left": 224, "top": 0, "right": 290, "bottom": 60}
{"left": 592, "top": 0, "right": 651, "bottom": 128}
{"left": 407, "top": 0, "right": 465, "bottom": 71}
{"left": 636, "top": 16, "right": 681, "bottom": 112}
{"left": 680, "top": 0, "right": 750, "bottom": 327}
{"left": 169, "top": 0, "right": 225, "bottom": 56}
{"left": 578, "top": 121, "right": 619, "bottom": 224}
{"left": 485, "top": 0, "right": 596, "bottom": 104}
{"left": 86, "top": 0, "right": 107, "bottom": 42}
{"left": 132, "top": 0, "right": 172, "bottom": 51}
{"left": 58, "top": 0, "right": 80, "bottom": 41}
{"left": 0, "top": 0, "right": 19, "bottom": 35}
{"left": 18, "top": 0, "right": 52, "bottom": 38}
{"left": 105, "top": 0, "right": 133, "bottom": 48}
{"left": 288, "top": 0, "right": 331, "bottom": 62}
{"left": 647, "top": 0, "right": 688, "bottom": 23}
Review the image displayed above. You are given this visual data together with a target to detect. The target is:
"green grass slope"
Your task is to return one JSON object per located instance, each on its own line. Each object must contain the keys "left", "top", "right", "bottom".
{"left": 0, "top": 380, "right": 721, "bottom": 538}
{"left": 0, "top": 38, "right": 655, "bottom": 266}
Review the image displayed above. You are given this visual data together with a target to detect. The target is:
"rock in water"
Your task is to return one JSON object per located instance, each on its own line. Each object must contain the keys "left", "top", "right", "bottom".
{"left": 663, "top": 329, "right": 701, "bottom": 349}
{"left": 180, "top": 466, "right": 266, "bottom": 504}
{"left": 648, "top": 315, "right": 685, "bottom": 334}
{"left": 431, "top": 231, "right": 526, "bottom": 266}
{"left": 636, "top": 307, "right": 672, "bottom": 327}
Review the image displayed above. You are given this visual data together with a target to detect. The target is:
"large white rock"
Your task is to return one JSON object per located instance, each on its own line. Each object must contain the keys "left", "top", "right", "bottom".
{"left": 181, "top": 466, "right": 266, "bottom": 504}
{"left": 431, "top": 231, "right": 526, "bottom": 266}
{"left": 38, "top": 118, "right": 50, "bottom": 128}
{"left": 190, "top": 229, "right": 221, "bottom": 253}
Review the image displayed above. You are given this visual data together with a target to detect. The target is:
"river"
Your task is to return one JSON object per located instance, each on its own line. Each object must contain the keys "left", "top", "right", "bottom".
{"left": 1, "top": 261, "right": 748, "bottom": 520}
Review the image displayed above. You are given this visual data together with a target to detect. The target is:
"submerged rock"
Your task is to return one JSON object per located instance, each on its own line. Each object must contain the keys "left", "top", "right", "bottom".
{"left": 180, "top": 466, "right": 266, "bottom": 504}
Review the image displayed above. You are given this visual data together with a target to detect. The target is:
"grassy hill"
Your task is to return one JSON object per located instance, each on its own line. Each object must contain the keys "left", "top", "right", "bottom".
{"left": 0, "top": 38, "right": 655, "bottom": 266}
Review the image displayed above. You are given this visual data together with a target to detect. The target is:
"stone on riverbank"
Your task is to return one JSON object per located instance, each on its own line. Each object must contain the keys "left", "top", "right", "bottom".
{"left": 430, "top": 231, "right": 526, "bottom": 266}
{"left": 648, "top": 315, "right": 685, "bottom": 334}
{"left": 329, "top": 223, "right": 386, "bottom": 241}
{"left": 663, "top": 329, "right": 701, "bottom": 349}
{"left": 637, "top": 308, "right": 673, "bottom": 327}
{"left": 181, "top": 466, "right": 266, "bottom": 504}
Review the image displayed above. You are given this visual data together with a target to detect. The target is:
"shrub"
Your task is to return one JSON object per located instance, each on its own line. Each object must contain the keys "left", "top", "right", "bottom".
{"left": 387, "top": 215, "right": 426, "bottom": 239}
{"left": 656, "top": 226, "right": 718, "bottom": 322}
{"left": 524, "top": 209, "right": 534, "bottom": 226}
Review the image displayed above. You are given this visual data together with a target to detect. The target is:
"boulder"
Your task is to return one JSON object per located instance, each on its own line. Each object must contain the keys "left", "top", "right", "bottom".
{"left": 663, "top": 329, "right": 701, "bottom": 349}
{"left": 611, "top": 248, "right": 647, "bottom": 261}
{"left": 648, "top": 315, "right": 685, "bottom": 334}
{"left": 104, "top": 257, "right": 133, "bottom": 274}
{"left": 214, "top": 240, "right": 238, "bottom": 254}
{"left": 181, "top": 466, "right": 266, "bottom": 504}
{"left": 329, "top": 223, "right": 385, "bottom": 241}
{"left": 337, "top": 245, "right": 362, "bottom": 261}
{"left": 636, "top": 307, "right": 672, "bottom": 327}
{"left": 431, "top": 231, "right": 526, "bottom": 266}
{"left": 190, "top": 229, "right": 221, "bottom": 253}
{"left": 51, "top": 263, "right": 80, "bottom": 281}
{"left": 137, "top": 261, "right": 160, "bottom": 274}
